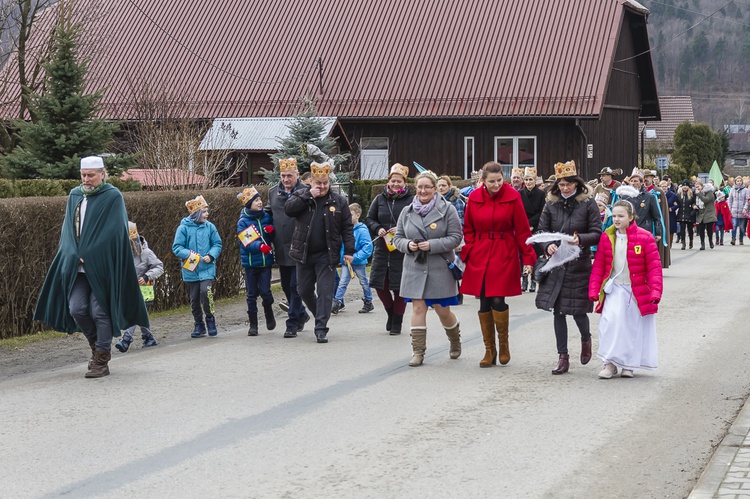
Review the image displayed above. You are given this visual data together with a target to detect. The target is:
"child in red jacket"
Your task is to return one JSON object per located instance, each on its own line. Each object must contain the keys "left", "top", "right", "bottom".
{"left": 714, "top": 190, "right": 733, "bottom": 245}
{"left": 589, "top": 200, "right": 663, "bottom": 379}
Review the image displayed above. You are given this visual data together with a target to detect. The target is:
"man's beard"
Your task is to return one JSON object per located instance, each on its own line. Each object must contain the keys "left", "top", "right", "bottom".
{"left": 81, "top": 184, "right": 95, "bottom": 193}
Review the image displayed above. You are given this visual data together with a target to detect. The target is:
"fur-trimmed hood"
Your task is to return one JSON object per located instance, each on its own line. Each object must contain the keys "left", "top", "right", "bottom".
{"left": 616, "top": 184, "right": 640, "bottom": 199}
{"left": 700, "top": 183, "right": 716, "bottom": 194}
{"left": 546, "top": 184, "right": 592, "bottom": 203}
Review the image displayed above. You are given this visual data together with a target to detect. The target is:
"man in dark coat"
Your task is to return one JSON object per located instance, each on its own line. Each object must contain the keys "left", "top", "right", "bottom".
{"left": 617, "top": 168, "right": 663, "bottom": 245}
{"left": 285, "top": 161, "right": 355, "bottom": 343}
{"left": 265, "top": 157, "right": 310, "bottom": 338}
{"left": 34, "top": 156, "right": 149, "bottom": 378}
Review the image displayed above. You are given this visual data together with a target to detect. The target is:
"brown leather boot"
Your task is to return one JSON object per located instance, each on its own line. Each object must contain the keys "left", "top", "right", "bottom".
{"left": 85, "top": 350, "right": 111, "bottom": 378}
{"left": 552, "top": 354, "right": 570, "bottom": 375}
{"left": 408, "top": 328, "right": 427, "bottom": 367}
{"left": 493, "top": 309, "right": 511, "bottom": 365}
{"left": 581, "top": 338, "right": 592, "bottom": 365}
{"left": 444, "top": 322, "right": 461, "bottom": 359}
{"left": 87, "top": 337, "right": 96, "bottom": 370}
{"left": 478, "top": 311, "right": 496, "bottom": 367}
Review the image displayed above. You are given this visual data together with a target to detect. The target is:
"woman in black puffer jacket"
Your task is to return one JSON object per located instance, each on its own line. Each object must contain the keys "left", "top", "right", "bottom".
{"left": 535, "top": 162, "right": 602, "bottom": 375}
{"left": 365, "top": 164, "right": 414, "bottom": 335}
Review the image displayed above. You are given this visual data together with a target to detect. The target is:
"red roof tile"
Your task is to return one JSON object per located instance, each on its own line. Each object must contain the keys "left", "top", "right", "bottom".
{"left": 1, "top": 0, "right": 650, "bottom": 120}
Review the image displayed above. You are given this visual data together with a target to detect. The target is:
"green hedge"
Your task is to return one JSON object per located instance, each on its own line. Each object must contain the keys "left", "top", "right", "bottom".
{"left": 0, "top": 178, "right": 142, "bottom": 198}
{"left": 0, "top": 185, "right": 269, "bottom": 339}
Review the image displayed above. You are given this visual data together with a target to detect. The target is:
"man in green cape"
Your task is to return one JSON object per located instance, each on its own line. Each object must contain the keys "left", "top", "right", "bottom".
{"left": 34, "top": 156, "right": 149, "bottom": 378}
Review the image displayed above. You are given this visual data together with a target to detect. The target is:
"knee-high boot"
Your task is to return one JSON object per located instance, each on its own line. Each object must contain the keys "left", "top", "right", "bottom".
{"left": 494, "top": 309, "right": 511, "bottom": 365}
{"left": 444, "top": 322, "right": 461, "bottom": 359}
{"left": 478, "top": 311, "right": 497, "bottom": 368}
{"left": 408, "top": 327, "right": 427, "bottom": 367}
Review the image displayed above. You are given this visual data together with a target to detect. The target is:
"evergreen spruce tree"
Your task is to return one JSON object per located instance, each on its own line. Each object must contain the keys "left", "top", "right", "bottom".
{"left": 3, "top": 19, "right": 117, "bottom": 179}
{"left": 263, "top": 99, "right": 350, "bottom": 184}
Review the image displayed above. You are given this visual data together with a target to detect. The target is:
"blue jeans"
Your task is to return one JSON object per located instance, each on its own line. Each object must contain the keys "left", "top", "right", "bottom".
{"left": 335, "top": 264, "right": 372, "bottom": 303}
{"left": 732, "top": 217, "right": 746, "bottom": 241}
{"left": 244, "top": 267, "right": 273, "bottom": 314}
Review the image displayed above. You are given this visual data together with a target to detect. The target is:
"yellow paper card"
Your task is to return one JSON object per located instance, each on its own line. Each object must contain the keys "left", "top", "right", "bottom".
{"left": 384, "top": 232, "right": 396, "bottom": 252}
{"left": 182, "top": 251, "right": 200, "bottom": 271}
{"left": 238, "top": 225, "right": 261, "bottom": 247}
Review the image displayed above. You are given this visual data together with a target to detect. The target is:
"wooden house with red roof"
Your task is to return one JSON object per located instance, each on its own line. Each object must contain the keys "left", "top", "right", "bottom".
{"left": 0, "top": 0, "right": 660, "bottom": 182}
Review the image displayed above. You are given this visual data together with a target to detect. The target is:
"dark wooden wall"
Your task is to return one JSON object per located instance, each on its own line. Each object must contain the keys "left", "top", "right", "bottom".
{"left": 342, "top": 120, "right": 584, "bottom": 181}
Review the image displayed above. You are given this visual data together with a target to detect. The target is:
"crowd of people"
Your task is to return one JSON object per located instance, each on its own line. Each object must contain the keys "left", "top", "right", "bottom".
{"left": 34, "top": 155, "right": 750, "bottom": 379}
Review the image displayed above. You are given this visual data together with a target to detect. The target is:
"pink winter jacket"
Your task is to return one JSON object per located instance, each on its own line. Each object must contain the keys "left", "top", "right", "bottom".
{"left": 588, "top": 223, "right": 663, "bottom": 316}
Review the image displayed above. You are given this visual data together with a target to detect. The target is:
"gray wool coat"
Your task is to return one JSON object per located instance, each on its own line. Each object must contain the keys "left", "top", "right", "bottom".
{"left": 393, "top": 195, "right": 463, "bottom": 300}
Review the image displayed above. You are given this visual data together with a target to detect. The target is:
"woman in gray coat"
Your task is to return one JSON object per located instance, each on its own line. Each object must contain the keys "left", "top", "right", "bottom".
{"left": 393, "top": 171, "right": 463, "bottom": 367}
{"left": 694, "top": 180, "right": 717, "bottom": 250}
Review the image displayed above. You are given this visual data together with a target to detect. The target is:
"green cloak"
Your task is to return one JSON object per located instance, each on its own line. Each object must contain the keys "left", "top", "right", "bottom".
{"left": 33, "top": 183, "right": 150, "bottom": 335}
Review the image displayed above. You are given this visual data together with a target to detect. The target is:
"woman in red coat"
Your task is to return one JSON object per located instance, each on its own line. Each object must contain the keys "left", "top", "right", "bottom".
{"left": 589, "top": 200, "right": 663, "bottom": 378}
{"left": 460, "top": 162, "right": 536, "bottom": 368}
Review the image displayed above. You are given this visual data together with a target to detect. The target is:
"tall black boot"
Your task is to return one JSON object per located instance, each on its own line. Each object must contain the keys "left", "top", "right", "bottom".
{"left": 247, "top": 313, "right": 258, "bottom": 336}
{"left": 263, "top": 304, "right": 276, "bottom": 330}
{"left": 385, "top": 307, "right": 394, "bottom": 331}
{"left": 390, "top": 314, "right": 403, "bottom": 336}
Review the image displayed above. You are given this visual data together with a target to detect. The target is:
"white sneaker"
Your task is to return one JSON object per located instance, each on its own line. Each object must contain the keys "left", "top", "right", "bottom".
{"left": 598, "top": 364, "right": 617, "bottom": 379}
{"left": 620, "top": 369, "right": 634, "bottom": 378}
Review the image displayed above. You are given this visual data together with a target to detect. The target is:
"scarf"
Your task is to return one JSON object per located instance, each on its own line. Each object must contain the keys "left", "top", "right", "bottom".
{"left": 383, "top": 184, "right": 409, "bottom": 199}
{"left": 81, "top": 181, "right": 106, "bottom": 197}
{"left": 443, "top": 188, "right": 458, "bottom": 203}
{"left": 412, "top": 194, "right": 438, "bottom": 217}
{"left": 243, "top": 207, "right": 265, "bottom": 219}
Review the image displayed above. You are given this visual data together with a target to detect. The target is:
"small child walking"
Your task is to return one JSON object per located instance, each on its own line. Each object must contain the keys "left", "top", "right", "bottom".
{"left": 237, "top": 186, "right": 276, "bottom": 336}
{"left": 332, "top": 203, "right": 374, "bottom": 314}
{"left": 589, "top": 200, "right": 663, "bottom": 379}
{"left": 116, "top": 221, "right": 164, "bottom": 352}
{"left": 172, "top": 195, "right": 223, "bottom": 338}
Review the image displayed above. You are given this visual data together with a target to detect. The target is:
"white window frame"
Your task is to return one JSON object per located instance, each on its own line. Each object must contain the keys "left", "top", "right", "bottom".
{"left": 494, "top": 136, "right": 537, "bottom": 177}
{"left": 464, "top": 136, "right": 475, "bottom": 179}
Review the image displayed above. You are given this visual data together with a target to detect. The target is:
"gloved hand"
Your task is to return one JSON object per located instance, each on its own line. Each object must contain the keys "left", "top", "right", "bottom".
{"left": 264, "top": 225, "right": 274, "bottom": 234}
{"left": 260, "top": 244, "right": 272, "bottom": 254}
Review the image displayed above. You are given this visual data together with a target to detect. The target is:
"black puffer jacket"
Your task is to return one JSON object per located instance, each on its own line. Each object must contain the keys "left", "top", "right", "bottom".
{"left": 285, "top": 188, "right": 355, "bottom": 265}
{"left": 520, "top": 185, "right": 547, "bottom": 232}
{"left": 535, "top": 186, "right": 602, "bottom": 315}
{"left": 365, "top": 189, "right": 414, "bottom": 290}
{"left": 265, "top": 180, "right": 306, "bottom": 266}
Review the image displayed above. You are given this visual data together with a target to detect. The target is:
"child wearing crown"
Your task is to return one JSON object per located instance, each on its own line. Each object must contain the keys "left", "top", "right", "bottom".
{"left": 237, "top": 186, "right": 276, "bottom": 336}
{"left": 172, "top": 195, "right": 223, "bottom": 338}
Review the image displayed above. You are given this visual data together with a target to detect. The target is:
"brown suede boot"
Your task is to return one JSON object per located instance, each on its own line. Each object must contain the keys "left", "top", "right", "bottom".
{"left": 478, "top": 311, "right": 496, "bottom": 367}
{"left": 408, "top": 328, "right": 427, "bottom": 367}
{"left": 87, "top": 337, "right": 96, "bottom": 370}
{"left": 493, "top": 309, "right": 511, "bottom": 365}
{"left": 85, "top": 350, "right": 111, "bottom": 378}
{"left": 444, "top": 322, "right": 461, "bottom": 359}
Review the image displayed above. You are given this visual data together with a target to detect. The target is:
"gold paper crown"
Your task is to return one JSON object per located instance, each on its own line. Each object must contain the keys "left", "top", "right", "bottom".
{"left": 388, "top": 163, "right": 409, "bottom": 179}
{"left": 594, "top": 192, "right": 610, "bottom": 205}
{"left": 237, "top": 186, "right": 259, "bottom": 205}
{"left": 128, "top": 221, "right": 138, "bottom": 240}
{"left": 185, "top": 195, "right": 208, "bottom": 214}
{"left": 279, "top": 157, "right": 298, "bottom": 172}
{"left": 553, "top": 160, "right": 577, "bottom": 179}
{"left": 523, "top": 167, "right": 537, "bottom": 179}
{"left": 630, "top": 167, "right": 645, "bottom": 179}
{"left": 511, "top": 167, "right": 524, "bottom": 178}
{"left": 310, "top": 161, "right": 331, "bottom": 179}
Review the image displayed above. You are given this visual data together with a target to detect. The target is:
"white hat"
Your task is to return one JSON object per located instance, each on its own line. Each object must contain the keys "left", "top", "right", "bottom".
{"left": 80, "top": 156, "right": 104, "bottom": 169}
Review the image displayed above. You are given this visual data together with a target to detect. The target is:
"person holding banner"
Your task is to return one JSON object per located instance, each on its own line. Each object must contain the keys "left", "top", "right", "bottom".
{"left": 237, "top": 186, "right": 276, "bottom": 336}
{"left": 366, "top": 163, "right": 414, "bottom": 335}
{"left": 172, "top": 195, "right": 223, "bottom": 338}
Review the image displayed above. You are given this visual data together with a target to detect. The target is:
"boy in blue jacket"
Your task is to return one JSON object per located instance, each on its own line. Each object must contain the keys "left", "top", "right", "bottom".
{"left": 332, "top": 203, "right": 374, "bottom": 314}
{"left": 237, "top": 187, "right": 276, "bottom": 336}
{"left": 172, "top": 195, "right": 223, "bottom": 338}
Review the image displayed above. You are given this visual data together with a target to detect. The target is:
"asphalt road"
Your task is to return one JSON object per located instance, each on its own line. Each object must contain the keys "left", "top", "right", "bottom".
{"left": 2, "top": 244, "right": 749, "bottom": 498}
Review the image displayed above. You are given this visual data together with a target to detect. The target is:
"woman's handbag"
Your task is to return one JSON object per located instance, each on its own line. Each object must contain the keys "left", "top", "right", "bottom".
{"left": 532, "top": 255, "right": 549, "bottom": 283}
{"left": 445, "top": 257, "right": 463, "bottom": 281}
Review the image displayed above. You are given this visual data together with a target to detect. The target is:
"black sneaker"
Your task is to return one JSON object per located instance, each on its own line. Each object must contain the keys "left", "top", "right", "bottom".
{"left": 297, "top": 313, "right": 311, "bottom": 332}
{"left": 278, "top": 301, "right": 290, "bottom": 312}
{"left": 315, "top": 330, "right": 328, "bottom": 343}
{"left": 283, "top": 327, "right": 297, "bottom": 338}
{"left": 331, "top": 300, "right": 343, "bottom": 315}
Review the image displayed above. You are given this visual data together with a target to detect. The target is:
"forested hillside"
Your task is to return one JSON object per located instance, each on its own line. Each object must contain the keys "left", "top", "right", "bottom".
{"left": 642, "top": 0, "right": 750, "bottom": 128}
